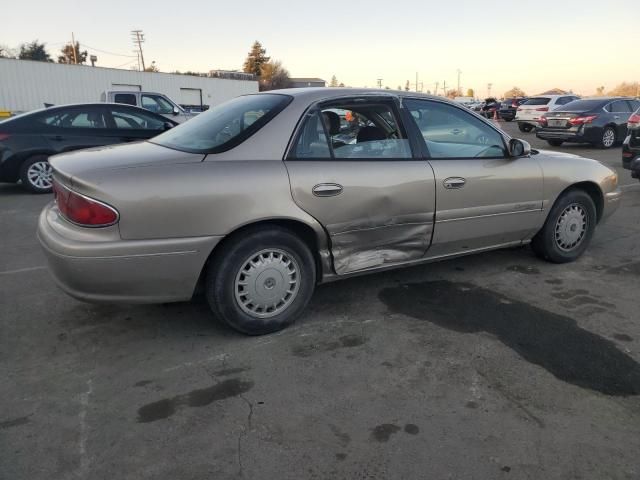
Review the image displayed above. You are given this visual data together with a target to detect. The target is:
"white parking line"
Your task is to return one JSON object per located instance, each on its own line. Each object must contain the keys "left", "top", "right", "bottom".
{"left": 0, "top": 266, "right": 47, "bottom": 275}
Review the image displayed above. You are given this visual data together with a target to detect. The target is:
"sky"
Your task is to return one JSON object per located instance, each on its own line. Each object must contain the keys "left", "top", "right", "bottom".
{"left": 3, "top": 0, "right": 638, "bottom": 97}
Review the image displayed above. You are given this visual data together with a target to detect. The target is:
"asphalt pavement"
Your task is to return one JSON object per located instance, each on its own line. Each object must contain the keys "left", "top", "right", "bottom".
{"left": 1, "top": 126, "right": 639, "bottom": 480}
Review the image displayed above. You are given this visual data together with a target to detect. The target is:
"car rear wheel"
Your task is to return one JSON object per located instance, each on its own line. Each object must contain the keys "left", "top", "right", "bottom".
{"left": 205, "top": 226, "right": 316, "bottom": 335}
{"left": 20, "top": 155, "right": 53, "bottom": 194}
{"left": 531, "top": 189, "right": 596, "bottom": 263}
{"left": 518, "top": 123, "right": 533, "bottom": 133}
{"left": 547, "top": 139, "right": 564, "bottom": 147}
{"left": 599, "top": 127, "right": 616, "bottom": 149}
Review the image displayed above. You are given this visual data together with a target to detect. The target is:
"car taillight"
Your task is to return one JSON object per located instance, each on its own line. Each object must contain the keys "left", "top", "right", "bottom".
{"left": 623, "top": 151, "right": 634, "bottom": 158}
{"left": 52, "top": 180, "right": 118, "bottom": 227}
{"left": 569, "top": 115, "right": 597, "bottom": 126}
{"left": 538, "top": 116, "right": 548, "bottom": 126}
{"left": 535, "top": 107, "right": 549, "bottom": 112}
{"left": 0, "top": 133, "right": 10, "bottom": 141}
{"left": 628, "top": 113, "right": 640, "bottom": 128}
{"left": 511, "top": 102, "right": 518, "bottom": 108}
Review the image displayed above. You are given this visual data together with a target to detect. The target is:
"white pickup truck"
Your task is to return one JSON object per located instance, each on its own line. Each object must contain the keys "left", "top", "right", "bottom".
{"left": 100, "top": 91, "right": 194, "bottom": 123}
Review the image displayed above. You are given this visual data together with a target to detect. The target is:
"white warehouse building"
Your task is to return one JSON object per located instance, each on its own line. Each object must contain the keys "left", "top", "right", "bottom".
{"left": 0, "top": 58, "right": 258, "bottom": 114}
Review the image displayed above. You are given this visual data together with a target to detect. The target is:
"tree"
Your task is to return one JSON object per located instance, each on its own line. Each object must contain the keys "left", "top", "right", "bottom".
{"left": 595, "top": 86, "right": 605, "bottom": 96}
{"left": 608, "top": 82, "right": 640, "bottom": 97}
{"left": 57, "top": 41, "right": 87, "bottom": 64}
{"left": 405, "top": 80, "right": 410, "bottom": 92}
{"left": 243, "top": 41, "right": 270, "bottom": 77}
{"left": 466, "top": 88, "right": 475, "bottom": 98}
{"left": 259, "top": 60, "right": 291, "bottom": 91}
{"left": 18, "top": 41, "right": 52, "bottom": 62}
{"left": 397, "top": 85, "right": 402, "bottom": 91}
{"left": 338, "top": 82, "right": 345, "bottom": 87}
{"left": 144, "top": 62, "right": 159, "bottom": 72}
{"left": 0, "top": 45, "right": 16, "bottom": 58}
{"left": 503, "top": 86, "right": 526, "bottom": 98}
{"left": 329, "top": 75, "right": 339, "bottom": 87}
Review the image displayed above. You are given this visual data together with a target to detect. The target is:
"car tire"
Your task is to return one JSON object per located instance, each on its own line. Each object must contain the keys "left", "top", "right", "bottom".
{"left": 518, "top": 123, "right": 533, "bottom": 133}
{"left": 531, "top": 189, "right": 597, "bottom": 264}
{"left": 19, "top": 155, "right": 53, "bottom": 194}
{"left": 504, "top": 118, "right": 513, "bottom": 122}
{"left": 598, "top": 127, "right": 616, "bottom": 149}
{"left": 205, "top": 226, "right": 316, "bottom": 335}
{"left": 547, "top": 140, "right": 564, "bottom": 147}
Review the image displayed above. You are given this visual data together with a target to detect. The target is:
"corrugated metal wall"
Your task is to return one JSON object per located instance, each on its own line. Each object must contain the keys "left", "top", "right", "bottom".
{"left": 0, "top": 58, "right": 258, "bottom": 113}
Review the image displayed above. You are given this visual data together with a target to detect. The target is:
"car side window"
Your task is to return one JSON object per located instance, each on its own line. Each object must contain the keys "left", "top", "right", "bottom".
{"left": 141, "top": 95, "right": 174, "bottom": 115}
{"left": 290, "top": 101, "right": 412, "bottom": 160}
{"left": 291, "top": 110, "right": 332, "bottom": 159}
{"left": 610, "top": 101, "right": 632, "bottom": 113}
{"left": 404, "top": 99, "right": 506, "bottom": 159}
{"left": 108, "top": 107, "right": 166, "bottom": 130}
{"left": 38, "top": 108, "right": 107, "bottom": 129}
{"left": 114, "top": 93, "right": 137, "bottom": 106}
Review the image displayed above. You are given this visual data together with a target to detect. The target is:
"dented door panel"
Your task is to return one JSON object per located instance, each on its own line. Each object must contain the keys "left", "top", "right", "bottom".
{"left": 285, "top": 161, "right": 436, "bottom": 274}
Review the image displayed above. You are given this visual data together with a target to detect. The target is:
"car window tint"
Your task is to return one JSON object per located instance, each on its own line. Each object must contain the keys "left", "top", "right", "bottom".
{"left": 523, "top": 97, "right": 550, "bottom": 106}
{"left": 114, "top": 93, "right": 137, "bottom": 106}
{"left": 152, "top": 94, "right": 292, "bottom": 154}
{"left": 38, "top": 108, "right": 107, "bottom": 129}
{"left": 320, "top": 102, "right": 410, "bottom": 159}
{"left": 291, "top": 110, "right": 331, "bottom": 159}
{"left": 141, "top": 95, "right": 174, "bottom": 114}
{"left": 404, "top": 99, "right": 505, "bottom": 159}
{"left": 109, "top": 107, "right": 166, "bottom": 130}
{"left": 610, "top": 100, "right": 632, "bottom": 113}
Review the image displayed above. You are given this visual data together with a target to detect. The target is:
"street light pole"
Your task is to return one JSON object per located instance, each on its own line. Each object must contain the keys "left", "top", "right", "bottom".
{"left": 457, "top": 69, "right": 462, "bottom": 95}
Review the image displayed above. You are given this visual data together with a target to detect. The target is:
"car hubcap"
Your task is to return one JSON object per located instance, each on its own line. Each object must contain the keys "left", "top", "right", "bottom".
{"left": 234, "top": 249, "right": 300, "bottom": 318}
{"left": 27, "top": 161, "right": 53, "bottom": 189}
{"left": 603, "top": 129, "right": 615, "bottom": 147}
{"left": 555, "top": 204, "right": 588, "bottom": 252}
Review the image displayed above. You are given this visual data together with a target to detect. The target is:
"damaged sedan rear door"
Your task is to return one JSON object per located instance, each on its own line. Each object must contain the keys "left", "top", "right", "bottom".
{"left": 285, "top": 95, "right": 436, "bottom": 274}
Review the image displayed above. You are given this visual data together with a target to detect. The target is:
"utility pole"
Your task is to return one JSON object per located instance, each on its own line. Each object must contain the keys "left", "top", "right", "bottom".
{"left": 415, "top": 72, "right": 419, "bottom": 92}
{"left": 434, "top": 82, "right": 439, "bottom": 95}
{"left": 443, "top": 80, "right": 447, "bottom": 96}
{"left": 457, "top": 69, "right": 462, "bottom": 95}
{"left": 131, "top": 30, "right": 146, "bottom": 71}
{"left": 487, "top": 83, "right": 493, "bottom": 97}
{"left": 71, "top": 32, "right": 77, "bottom": 64}
{"left": 377, "top": 78, "right": 383, "bottom": 89}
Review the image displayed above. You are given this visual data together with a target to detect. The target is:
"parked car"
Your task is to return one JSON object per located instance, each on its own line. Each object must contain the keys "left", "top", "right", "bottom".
{"left": 0, "top": 103, "right": 176, "bottom": 193}
{"left": 515, "top": 95, "right": 580, "bottom": 132}
{"left": 537, "top": 97, "right": 640, "bottom": 148}
{"left": 480, "top": 97, "right": 500, "bottom": 118}
{"left": 498, "top": 97, "right": 528, "bottom": 122}
{"left": 38, "top": 89, "right": 621, "bottom": 335}
{"left": 101, "top": 90, "right": 194, "bottom": 123}
{"left": 622, "top": 107, "right": 640, "bottom": 181}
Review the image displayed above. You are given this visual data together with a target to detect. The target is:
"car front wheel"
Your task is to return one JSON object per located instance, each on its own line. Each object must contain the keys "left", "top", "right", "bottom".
{"left": 518, "top": 123, "right": 533, "bottom": 133}
{"left": 20, "top": 155, "right": 53, "bottom": 193}
{"left": 531, "top": 189, "right": 597, "bottom": 263}
{"left": 205, "top": 226, "right": 316, "bottom": 335}
{"left": 547, "top": 139, "right": 564, "bottom": 147}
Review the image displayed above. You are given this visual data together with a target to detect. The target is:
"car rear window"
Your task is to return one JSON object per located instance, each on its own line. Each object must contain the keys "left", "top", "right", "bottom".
{"left": 556, "top": 99, "right": 607, "bottom": 112}
{"left": 151, "top": 94, "right": 292, "bottom": 154}
{"left": 523, "top": 97, "right": 550, "bottom": 106}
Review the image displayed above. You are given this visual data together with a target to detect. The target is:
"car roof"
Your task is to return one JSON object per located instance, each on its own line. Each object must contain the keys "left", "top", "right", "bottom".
{"left": 251, "top": 87, "right": 467, "bottom": 107}
{"left": 12, "top": 102, "right": 164, "bottom": 117}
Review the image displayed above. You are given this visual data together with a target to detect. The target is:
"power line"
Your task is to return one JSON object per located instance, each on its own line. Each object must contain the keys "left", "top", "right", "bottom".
{"left": 78, "top": 43, "right": 137, "bottom": 57}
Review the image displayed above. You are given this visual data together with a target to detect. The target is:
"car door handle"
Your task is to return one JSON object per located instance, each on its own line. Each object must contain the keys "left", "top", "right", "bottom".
{"left": 443, "top": 177, "right": 466, "bottom": 189}
{"left": 312, "top": 183, "right": 343, "bottom": 197}
{"left": 614, "top": 116, "right": 620, "bottom": 120}
{"left": 51, "top": 135, "right": 63, "bottom": 141}
{"left": 451, "top": 129, "right": 462, "bottom": 135}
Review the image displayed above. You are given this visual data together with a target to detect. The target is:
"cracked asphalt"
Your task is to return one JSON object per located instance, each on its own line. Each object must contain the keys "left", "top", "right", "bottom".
{"left": 2, "top": 121, "right": 640, "bottom": 479}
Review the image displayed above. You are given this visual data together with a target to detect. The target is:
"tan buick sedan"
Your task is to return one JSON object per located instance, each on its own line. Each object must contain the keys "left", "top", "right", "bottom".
{"left": 38, "top": 89, "right": 621, "bottom": 334}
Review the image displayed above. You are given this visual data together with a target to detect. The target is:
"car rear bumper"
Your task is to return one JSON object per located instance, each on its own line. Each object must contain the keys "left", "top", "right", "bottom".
{"left": 536, "top": 126, "right": 600, "bottom": 144}
{"left": 37, "top": 202, "right": 222, "bottom": 303}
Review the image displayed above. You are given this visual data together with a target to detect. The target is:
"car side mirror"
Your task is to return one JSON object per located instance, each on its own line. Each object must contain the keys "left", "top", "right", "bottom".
{"left": 163, "top": 122, "right": 174, "bottom": 131}
{"left": 509, "top": 138, "right": 531, "bottom": 158}
{"left": 173, "top": 107, "right": 180, "bottom": 116}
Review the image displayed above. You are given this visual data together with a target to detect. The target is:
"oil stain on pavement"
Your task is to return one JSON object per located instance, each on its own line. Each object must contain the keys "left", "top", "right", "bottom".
{"left": 379, "top": 280, "right": 640, "bottom": 396}
{"left": 137, "top": 378, "right": 254, "bottom": 423}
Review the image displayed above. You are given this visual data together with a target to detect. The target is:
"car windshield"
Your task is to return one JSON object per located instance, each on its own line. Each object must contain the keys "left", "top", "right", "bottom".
{"left": 556, "top": 99, "right": 607, "bottom": 111}
{"left": 523, "top": 97, "right": 550, "bottom": 106}
{"left": 151, "top": 94, "right": 292, "bottom": 154}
